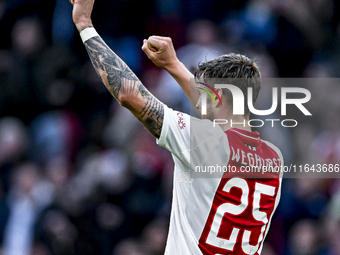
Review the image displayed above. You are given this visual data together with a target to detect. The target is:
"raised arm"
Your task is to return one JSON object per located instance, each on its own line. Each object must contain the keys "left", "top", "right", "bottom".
{"left": 142, "top": 36, "right": 201, "bottom": 116}
{"left": 70, "top": 0, "right": 164, "bottom": 138}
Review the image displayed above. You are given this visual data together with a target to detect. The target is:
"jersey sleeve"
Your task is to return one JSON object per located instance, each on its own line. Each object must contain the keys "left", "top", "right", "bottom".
{"left": 157, "top": 105, "right": 228, "bottom": 172}
{"left": 157, "top": 105, "right": 190, "bottom": 161}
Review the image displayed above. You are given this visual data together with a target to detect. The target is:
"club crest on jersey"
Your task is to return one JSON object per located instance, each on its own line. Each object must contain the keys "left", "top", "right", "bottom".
{"left": 177, "top": 112, "right": 186, "bottom": 130}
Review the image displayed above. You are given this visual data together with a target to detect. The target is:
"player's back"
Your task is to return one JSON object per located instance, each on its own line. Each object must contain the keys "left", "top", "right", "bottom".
{"left": 158, "top": 107, "right": 283, "bottom": 255}
{"left": 196, "top": 128, "right": 283, "bottom": 255}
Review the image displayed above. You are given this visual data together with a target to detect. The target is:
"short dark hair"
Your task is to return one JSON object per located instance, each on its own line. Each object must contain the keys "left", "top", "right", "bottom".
{"left": 194, "top": 53, "right": 261, "bottom": 115}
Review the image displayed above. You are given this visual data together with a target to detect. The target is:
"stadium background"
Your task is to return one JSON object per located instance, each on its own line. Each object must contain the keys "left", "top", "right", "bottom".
{"left": 0, "top": 0, "right": 340, "bottom": 254}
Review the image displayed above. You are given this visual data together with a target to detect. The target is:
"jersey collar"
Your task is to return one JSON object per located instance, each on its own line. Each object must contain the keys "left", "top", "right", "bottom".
{"left": 227, "top": 128, "right": 261, "bottom": 146}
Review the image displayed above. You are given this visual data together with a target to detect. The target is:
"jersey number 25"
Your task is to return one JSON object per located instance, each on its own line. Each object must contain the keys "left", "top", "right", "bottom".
{"left": 200, "top": 177, "right": 277, "bottom": 255}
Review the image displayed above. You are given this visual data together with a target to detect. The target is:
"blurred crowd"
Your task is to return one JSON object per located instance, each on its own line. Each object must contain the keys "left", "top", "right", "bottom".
{"left": 0, "top": 0, "right": 340, "bottom": 254}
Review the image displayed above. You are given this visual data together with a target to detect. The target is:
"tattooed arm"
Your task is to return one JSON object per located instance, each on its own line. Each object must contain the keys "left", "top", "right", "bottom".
{"left": 84, "top": 36, "right": 164, "bottom": 137}
{"left": 70, "top": 0, "right": 164, "bottom": 138}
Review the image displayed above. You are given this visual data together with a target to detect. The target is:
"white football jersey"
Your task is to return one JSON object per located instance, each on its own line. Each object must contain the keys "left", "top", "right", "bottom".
{"left": 157, "top": 106, "right": 283, "bottom": 255}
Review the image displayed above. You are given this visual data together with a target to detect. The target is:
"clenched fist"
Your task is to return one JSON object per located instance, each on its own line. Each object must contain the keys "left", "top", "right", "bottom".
{"left": 69, "top": 0, "right": 94, "bottom": 32}
{"left": 142, "top": 36, "right": 179, "bottom": 71}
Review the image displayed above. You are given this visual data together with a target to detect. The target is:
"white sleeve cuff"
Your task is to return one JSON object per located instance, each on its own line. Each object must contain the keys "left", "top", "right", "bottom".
{"left": 80, "top": 27, "right": 98, "bottom": 43}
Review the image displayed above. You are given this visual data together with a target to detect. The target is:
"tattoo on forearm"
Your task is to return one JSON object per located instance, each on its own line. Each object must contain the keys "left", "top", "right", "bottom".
{"left": 84, "top": 36, "right": 139, "bottom": 98}
{"left": 83, "top": 36, "right": 164, "bottom": 138}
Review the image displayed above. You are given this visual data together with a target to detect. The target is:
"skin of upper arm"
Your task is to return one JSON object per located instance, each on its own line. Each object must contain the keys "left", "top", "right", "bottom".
{"left": 120, "top": 83, "right": 165, "bottom": 139}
